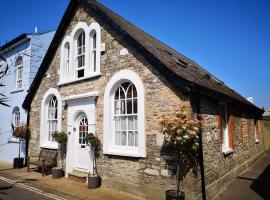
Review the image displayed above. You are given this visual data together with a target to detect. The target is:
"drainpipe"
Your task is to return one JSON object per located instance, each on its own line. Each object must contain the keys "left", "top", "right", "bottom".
{"left": 195, "top": 90, "right": 206, "bottom": 200}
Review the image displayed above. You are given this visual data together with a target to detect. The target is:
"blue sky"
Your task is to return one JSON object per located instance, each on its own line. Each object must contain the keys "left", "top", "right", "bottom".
{"left": 1, "top": 0, "right": 269, "bottom": 108}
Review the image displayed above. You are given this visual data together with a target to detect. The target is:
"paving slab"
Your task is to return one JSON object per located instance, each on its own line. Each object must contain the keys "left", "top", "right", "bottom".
{"left": 0, "top": 162, "right": 145, "bottom": 200}
{"left": 213, "top": 151, "right": 270, "bottom": 200}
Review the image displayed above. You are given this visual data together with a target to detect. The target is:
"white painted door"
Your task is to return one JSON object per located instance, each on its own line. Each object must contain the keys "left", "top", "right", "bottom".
{"left": 74, "top": 116, "right": 89, "bottom": 171}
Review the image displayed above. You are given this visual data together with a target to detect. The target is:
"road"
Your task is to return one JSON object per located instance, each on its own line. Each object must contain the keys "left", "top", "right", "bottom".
{"left": 0, "top": 178, "right": 66, "bottom": 200}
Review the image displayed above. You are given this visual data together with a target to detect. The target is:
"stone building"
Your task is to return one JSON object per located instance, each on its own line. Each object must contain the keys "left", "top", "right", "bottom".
{"left": 22, "top": 0, "right": 264, "bottom": 199}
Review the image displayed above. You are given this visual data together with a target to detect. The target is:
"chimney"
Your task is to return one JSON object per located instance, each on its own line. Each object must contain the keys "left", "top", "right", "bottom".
{"left": 34, "top": 26, "right": 38, "bottom": 34}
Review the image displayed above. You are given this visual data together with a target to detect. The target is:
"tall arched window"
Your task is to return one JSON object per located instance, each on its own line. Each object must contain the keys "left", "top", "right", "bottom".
{"left": 13, "top": 107, "right": 20, "bottom": 127}
{"left": 90, "top": 30, "right": 97, "bottom": 72}
{"left": 103, "top": 70, "right": 145, "bottom": 157}
{"left": 76, "top": 31, "right": 85, "bottom": 78}
{"left": 47, "top": 96, "right": 58, "bottom": 141}
{"left": 40, "top": 88, "right": 62, "bottom": 148}
{"left": 15, "top": 56, "right": 23, "bottom": 89}
{"left": 114, "top": 82, "right": 138, "bottom": 147}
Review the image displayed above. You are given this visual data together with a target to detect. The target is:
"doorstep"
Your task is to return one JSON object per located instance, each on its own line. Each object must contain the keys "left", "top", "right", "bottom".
{"left": 0, "top": 163, "right": 144, "bottom": 200}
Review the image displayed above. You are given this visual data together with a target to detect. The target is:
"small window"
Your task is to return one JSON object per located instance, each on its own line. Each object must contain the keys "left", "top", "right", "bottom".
{"left": 254, "top": 120, "right": 259, "bottom": 143}
{"left": 13, "top": 107, "right": 20, "bottom": 128}
{"left": 64, "top": 42, "right": 70, "bottom": 78}
{"left": 114, "top": 82, "right": 138, "bottom": 147}
{"left": 47, "top": 96, "right": 58, "bottom": 141}
{"left": 76, "top": 32, "right": 85, "bottom": 78}
{"left": 220, "top": 103, "right": 229, "bottom": 150}
{"left": 15, "top": 57, "right": 23, "bottom": 89}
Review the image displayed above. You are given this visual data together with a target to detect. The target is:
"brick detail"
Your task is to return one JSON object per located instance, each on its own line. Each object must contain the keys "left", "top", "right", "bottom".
{"left": 228, "top": 115, "right": 234, "bottom": 149}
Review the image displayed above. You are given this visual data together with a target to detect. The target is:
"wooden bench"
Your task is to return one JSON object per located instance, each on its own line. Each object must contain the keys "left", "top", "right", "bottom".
{"left": 27, "top": 148, "right": 58, "bottom": 176}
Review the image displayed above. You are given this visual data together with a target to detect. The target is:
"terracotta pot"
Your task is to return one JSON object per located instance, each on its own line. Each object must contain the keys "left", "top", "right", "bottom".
{"left": 166, "top": 190, "right": 185, "bottom": 200}
{"left": 88, "top": 174, "right": 101, "bottom": 189}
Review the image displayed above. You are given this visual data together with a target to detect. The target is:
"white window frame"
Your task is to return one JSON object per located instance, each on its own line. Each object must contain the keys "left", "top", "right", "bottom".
{"left": 76, "top": 31, "right": 86, "bottom": 78}
{"left": 103, "top": 69, "right": 145, "bottom": 157}
{"left": 40, "top": 88, "right": 62, "bottom": 149}
{"left": 219, "top": 102, "right": 231, "bottom": 153}
{"left": 59, "top": 22, "right": 101, "bottom": 85}
{"left": 15, "top": 56, "right": 23, "bottom": 89}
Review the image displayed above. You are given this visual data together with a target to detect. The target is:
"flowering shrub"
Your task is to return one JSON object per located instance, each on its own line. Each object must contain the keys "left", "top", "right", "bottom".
{"left": 13, "top": 124, "right": 30, "bottom": 141}
{"left": 159, "top": 105, "right": 202, "bottom": 195}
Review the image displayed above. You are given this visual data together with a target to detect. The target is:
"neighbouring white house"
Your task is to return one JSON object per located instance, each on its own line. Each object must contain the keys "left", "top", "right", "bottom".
{"left": 0, "top": 30, "right": 55, "bottom": 164}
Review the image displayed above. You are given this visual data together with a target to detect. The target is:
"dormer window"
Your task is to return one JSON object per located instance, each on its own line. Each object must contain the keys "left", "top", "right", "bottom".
{"left": 15, "top": 56, "right": 23, "bottom": 89}
{"left": 76, "top": 32, "right": 85, "bottom": 78}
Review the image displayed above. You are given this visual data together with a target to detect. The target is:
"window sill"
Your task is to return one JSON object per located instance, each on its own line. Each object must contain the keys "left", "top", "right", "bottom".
{"left": 222, "top": 147, "right": 233, "bottom": 155}
{"left": 40, "top": 143, "right": 58, "bottom": 150}
{"left": 10, "top": 89, "right": 24, "bottom": 94}
{"left": 8, "top": 137, "right": 20, "bottom": 143}
{"left": 255, "top": 139, "right": 260, "bottom": 144}
{"left": 104, "top": 148, "right": 145, "bottom": 158}
{"left": 58, "top": 72, "right": 101, "bottom": 86}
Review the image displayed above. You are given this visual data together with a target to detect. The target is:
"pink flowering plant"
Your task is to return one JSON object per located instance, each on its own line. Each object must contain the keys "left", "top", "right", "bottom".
{"left": 159, "top": 105, "right": 202, "bottom": 196}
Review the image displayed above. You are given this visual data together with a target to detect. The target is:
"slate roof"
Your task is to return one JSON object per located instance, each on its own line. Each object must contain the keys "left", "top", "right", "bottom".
{"left": 22, "top": 0, "right": 263, "bottom": 115}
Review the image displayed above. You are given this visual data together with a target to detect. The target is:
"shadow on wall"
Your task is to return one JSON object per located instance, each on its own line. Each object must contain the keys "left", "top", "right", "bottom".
{"left": 250, "top": 161, "right": 270, "bottom": 199}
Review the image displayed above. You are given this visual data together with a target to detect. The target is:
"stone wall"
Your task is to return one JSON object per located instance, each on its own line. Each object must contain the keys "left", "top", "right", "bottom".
{"left": 28, "top": 5, "right": 200, "bottom": 200}
{"left": 200, "top": 96, "right": 264, "bottom": 199}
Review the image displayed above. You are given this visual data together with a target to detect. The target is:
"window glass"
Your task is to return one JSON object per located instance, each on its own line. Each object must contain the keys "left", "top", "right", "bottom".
{"left": 47, "top": 96, "right": 58, "bottom": 141}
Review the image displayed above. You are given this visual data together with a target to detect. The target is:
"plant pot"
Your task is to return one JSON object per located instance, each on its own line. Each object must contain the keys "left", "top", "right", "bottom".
{"left": 88, "top": 174, "right": 101, "bottom": 189}
{"left": 166, "top": 190, "right": 185, "bottom": 200}
{"left": 13, "top": 158, "right": 24, "bottom": 169}
{"left": 52, "top": 168, "right": 64, "bottom": 179}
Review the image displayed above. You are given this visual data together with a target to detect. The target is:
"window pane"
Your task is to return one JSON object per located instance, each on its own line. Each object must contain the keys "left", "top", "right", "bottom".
{"left": 120, "top": 116, "right": 127, "bottom": 130}
{"left": 114, "top": 88, "right": 119, "bottom": 100}
{"left": 127, "top": 99, "right": 132, "bottom": 114}
{"left": 78, "top": 69, "right": 84, "bottom": 78}
{"left": 121, "top": 131, "right": 127, "bottom": 146}
{"left": 115, "top": 116, "right": 121, "bottom": 131}
{"left": 120, "top": 100, "right": 125, "bottom": 114}
{"left": 115, "top": 131, "right": 121, "bottom": 145}
{"left": 127, "top": 84, "right": 132, "bottom": 98}
{"left": 114, "top": 100, "right": 120, "bottom": 115}
{"left": 135, "top": 131, "right": 138, "bottom": 146}
{"left": 128, "top": 131, "right": 134, "bottom": 146}
{"left": 133, "top": 99, "right": 137, "bottom": 114}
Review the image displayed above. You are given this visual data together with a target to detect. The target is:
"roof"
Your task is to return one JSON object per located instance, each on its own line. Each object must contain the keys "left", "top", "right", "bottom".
{"left": 263, "top": 109, "right": 270, "bottom": 117}
{"left": 22, "top": 0, "right": 264, "bottom": 115}
{"left": 0, "top": 34, "right": 28, "bottom": 51}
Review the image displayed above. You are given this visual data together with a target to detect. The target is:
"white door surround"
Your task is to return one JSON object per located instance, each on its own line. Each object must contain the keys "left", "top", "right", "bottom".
{"left": 65, "top": 97, "right": 96, "bottom": 175}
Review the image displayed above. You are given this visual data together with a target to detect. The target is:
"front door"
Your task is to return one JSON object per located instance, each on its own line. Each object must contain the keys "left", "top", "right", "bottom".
{"left": 74, "top": 116, "right": 89, "bottom": 172}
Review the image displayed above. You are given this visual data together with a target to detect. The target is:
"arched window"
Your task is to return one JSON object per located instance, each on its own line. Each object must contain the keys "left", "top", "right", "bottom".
{"left": 15, "top": 56, "right": 23, "bottom": 89}
{"left": 90, "top": 30, "right": 97, "bottom": 72}
{"left": 103, "top": 70, "right": 145, "bottom": 157}
{"left": 13, "top": 107, "right": 20, "bottom": 127}
{"left": 76, "top": 31, "right": 85, "bottom": 78}
{"left": 78, "top": 117, "right": 88, "bottom": 145}
{"left": 47, "top": 96, "right": 58, "bottom": 141}
{"left": 114, "top": 82, "right": 138, "bottom": 147}
{"left": 40, "top": 88, "right": 62, "bottom": 149}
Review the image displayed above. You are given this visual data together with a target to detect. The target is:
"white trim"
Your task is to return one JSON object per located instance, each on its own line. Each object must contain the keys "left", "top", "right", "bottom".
{"left": 58, "top": 72, "right": 101, "bottom": 86}
{"left": 59, "top": 21, "right": 101, "bottom": 84}
{"left": 219, "top": 102, "right": 229, "bottom": 151}
{"left": 63, "top": 91, "right": 99, "bottom": 101}
{"left": 222, "top": 147, "right": 233, "bottom": 155}
{"left": 103, "top": 69, "right": 146, "bottom": 157}
{"left": 40, "top": 88, "right": 62, "bottom": 149}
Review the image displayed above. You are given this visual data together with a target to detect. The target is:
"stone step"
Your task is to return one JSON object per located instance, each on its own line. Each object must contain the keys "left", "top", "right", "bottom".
{"left": 68, "top": 170, "right": 87, "bottom": 183}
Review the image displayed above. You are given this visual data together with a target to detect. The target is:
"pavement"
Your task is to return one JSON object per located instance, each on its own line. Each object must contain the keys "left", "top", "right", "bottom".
{"left": 0, "top": 162, "right": 144, "bottom": 200}
{"left": 213, "top": 150, "right": 270, "bottom": 200}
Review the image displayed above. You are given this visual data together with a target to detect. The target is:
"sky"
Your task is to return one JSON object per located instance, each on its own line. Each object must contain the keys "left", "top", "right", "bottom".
{"left": 0, "top": 0, "right": 269, "bottom": 108}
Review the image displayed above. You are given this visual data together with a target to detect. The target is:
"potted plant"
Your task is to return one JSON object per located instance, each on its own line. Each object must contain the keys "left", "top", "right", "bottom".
{"left": 85, "top": 133, "right": 101, "bottom": 189}
{"left": 12, "top": 123, "right": 30, "bottom": 168}
{"left": 159, "top": 105, "right": 201, "bottom": 200}
{"left": 51, "top": 131, "right": 67, "bottom": 178}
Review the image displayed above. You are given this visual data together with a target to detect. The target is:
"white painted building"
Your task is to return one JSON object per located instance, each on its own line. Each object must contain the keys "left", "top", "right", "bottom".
{"left": 0, "top": 30, "right": 55, "bottom": 164}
